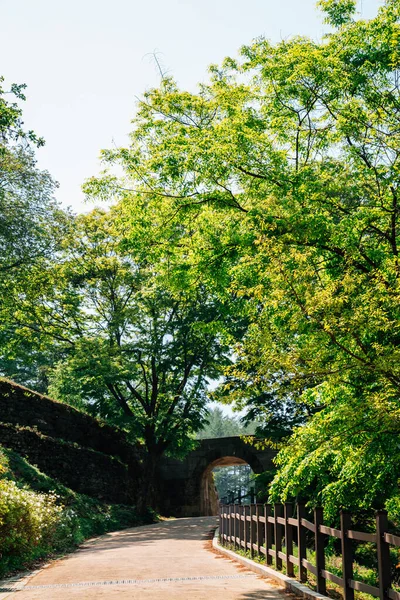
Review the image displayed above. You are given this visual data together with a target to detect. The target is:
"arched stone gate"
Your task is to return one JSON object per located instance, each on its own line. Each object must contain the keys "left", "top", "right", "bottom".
{"left": 158, "top": 436, "right": 276, "bottom": 517}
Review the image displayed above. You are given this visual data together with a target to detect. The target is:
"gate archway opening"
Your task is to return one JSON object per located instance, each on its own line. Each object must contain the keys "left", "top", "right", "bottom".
{"left": 158, "top": 436, "right": 276, "bottom": 517}
{"left": 201, "top": 456, "right": 255, "bottom": 516}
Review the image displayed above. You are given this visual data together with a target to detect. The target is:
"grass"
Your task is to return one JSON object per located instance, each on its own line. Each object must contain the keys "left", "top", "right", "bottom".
{"left": 0, "top": 445, "right": 156, "bottom": 578}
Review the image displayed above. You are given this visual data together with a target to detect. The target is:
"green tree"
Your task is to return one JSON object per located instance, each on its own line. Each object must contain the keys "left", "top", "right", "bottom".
{"left": 0, "top": 77, "right": 64, "bottom": 274}
{"left": 213, "top": 464, "right": 254, "bottom": 503}
{"left": 270, "top": 383, "right": 400, "bottom": 521}
{"left": 11, "top": 207, "right": 238, "bottom": 505}
{"left": 0, "top": 78, "right": 68, "bottom": 389}
{"left": 86, "top": 0, "right": 400, "bottom": 514}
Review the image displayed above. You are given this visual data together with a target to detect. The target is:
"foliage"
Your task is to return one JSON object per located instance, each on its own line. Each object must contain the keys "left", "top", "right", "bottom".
{"left": 0, "top": 479, "right": 78, "bottom": 575}
{"left": 0, "top": 78, "right": 69, "bottom": 389}
{"left": 213, "top": 371, "right": 314, "bottom": 442}
{"left": 0, "top": 445, "right": 153, "bottom": 577}
{"left": 0, "top": 78, "right": 44, "bottom": 148}
{"left": 213, "top": 464, "right": 254, "bottom": 502}
{"left": 81, "top": 0, "right": 400, "bottom": 515}
{"left": 317, "top": 0, "right": 356, "bottom": 26}
{"left": 0, "top": 77, "right": 66, "bottom": 275}
{"left": 269, "top": 383, "right": 400, "bottom": 520}
{"left": 8, "top": 206, "right": 238, "bottom": 488}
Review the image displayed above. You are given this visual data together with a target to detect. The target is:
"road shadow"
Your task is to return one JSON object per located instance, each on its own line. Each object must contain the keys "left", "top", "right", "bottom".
{"left": 73, "top": 517, "right": 218, "bottom": 556}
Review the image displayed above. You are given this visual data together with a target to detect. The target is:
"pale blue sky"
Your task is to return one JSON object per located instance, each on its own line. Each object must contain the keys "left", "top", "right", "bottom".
{"left": 2, "top": 0, "right": 379, "bottom": 212}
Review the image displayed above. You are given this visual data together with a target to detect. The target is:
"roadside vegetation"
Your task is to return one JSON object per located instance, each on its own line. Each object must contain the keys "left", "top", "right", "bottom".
{"left": 0, "top": 446, "right": 154, "bottom": 578}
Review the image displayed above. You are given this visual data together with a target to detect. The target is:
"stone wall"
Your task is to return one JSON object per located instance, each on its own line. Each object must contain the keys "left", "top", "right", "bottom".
{"left": 0, "top": 379, "right": 137, "bottom": 463}
{"left": 0, "top": 379, "right": 277, "bottom": 514}
{"left": 0, "top": 379, "right": 143, "bottom": 504}
{"left": 158, "top": 437, "right": 277, "bottom": 517}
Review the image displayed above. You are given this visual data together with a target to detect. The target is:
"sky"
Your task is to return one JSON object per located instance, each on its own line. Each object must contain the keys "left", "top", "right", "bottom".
{"left": 1, "top": 0, "right": 379, "bottom": 213}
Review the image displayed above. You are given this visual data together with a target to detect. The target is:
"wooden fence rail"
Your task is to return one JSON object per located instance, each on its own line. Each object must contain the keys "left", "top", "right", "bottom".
{"left": 218, "top": 503, "right": 399, "bottom": 600}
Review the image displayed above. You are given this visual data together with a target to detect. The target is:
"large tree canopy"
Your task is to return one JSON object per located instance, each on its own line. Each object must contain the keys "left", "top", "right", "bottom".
{"left": 83, "top": 0, "right": 400, "bottom": 516}
{"left": 12, "top": 207, "right": 241, "bottom": 477}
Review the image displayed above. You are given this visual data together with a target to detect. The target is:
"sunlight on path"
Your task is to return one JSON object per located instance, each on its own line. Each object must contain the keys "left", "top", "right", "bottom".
{"left": 2, "top": 517, "right": 286, "bottom": 599}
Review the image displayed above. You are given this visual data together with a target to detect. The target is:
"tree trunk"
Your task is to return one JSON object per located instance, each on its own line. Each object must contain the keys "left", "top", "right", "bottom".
{"left": 137, "top": 426, "right": 163, "bottom": 514}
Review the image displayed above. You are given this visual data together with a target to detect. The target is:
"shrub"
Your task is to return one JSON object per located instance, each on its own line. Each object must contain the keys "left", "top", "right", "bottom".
{"left": 0, "top": 479, "right": 82, "bottom": 576}
{"left": 0, "top": 447, "right": 154, "bottom": 578}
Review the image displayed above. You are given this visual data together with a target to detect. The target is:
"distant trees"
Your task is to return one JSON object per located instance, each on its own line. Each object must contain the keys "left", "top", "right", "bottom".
{"left": 213, "top": 464, "right": 254, "bottom": 503}
{"left": 198, "top": 408, "right": 257, "bottom": 503}
{"left": 197, "top": 407, "right": 257, "bottom": 439}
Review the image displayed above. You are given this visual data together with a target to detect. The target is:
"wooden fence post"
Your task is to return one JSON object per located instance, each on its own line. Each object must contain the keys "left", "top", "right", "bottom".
{"left": 297, "top": 502, "right": 307, "bottom": 583}
{"left": 314, "top": 507, "right": 326, "bottom": 595}
{"left": 340, "top": 511, "right": 354, "bottom": 600}
{"left": 233, "top": 503, "right": 237, "bottom": 549}
{"left": 238, "top": 504, "right": 243, "bottom": 550}
{"left": 256, "top": 504, "right": 263, "bottom": 557}
{"left": 285, "top": 502, "right": 294, "bottom": 577}
{"left": 236, "top": 503, "right": 240, "bottom": 550}
{"left": 219, "top": 504, "right": 224, "bottom": 545}
{"left": 376, "top": 510, "right": 391, "bottom": 600}
{"left": 225, "top": 504, "right": 228, "bottom": 544}
{"left": 228, "top": 504, "right": 232, "bottom": 545}
{"left": 225, "top": 504, "right": 228, "bottom": 545}
{"left": 248, "top": 504, "right": 252, "bottom": 554}
{"left": 244, "top": 505, "right": 249, "bottom": 553}
{"left": 242, "top": 504, "right": 246, "bottom": 549}
{"left": 250, "top": 504, "right": 256, "bottom": 558}
{"left": 275, "top": 503, "right": 284, "bottom": 569}
{"left": 236, "top": 503, "right": 239, "bottom": 547}
{"left": 265, "top": 503, "right": 273, "bottom": 565}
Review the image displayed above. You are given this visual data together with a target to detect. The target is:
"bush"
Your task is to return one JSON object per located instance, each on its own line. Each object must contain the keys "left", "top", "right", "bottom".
{"left": 0, "top": 447, "right": 155, "bottom": 578}
{"left": 0, "top": 479, "right": 82, "bottom": 576}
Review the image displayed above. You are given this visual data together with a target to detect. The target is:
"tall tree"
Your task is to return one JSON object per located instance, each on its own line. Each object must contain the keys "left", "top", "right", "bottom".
{"left": 13, "top": 207, "right": 238, "bottom": 505}
{"left": 0, "top": 77, "right": 64, "bottom": 274}
{"left": 85, "top": 0, "right": 400, "bottom": 513}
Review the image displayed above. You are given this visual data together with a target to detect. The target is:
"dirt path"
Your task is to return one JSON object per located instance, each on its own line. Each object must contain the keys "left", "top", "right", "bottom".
{"left": 2, "top": 517, "right": 286, "bottom": 599}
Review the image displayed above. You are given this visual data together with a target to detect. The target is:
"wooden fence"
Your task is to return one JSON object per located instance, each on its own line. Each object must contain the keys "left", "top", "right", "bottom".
{"left": 218, "top": 503, "right": 400, "bottom": 600}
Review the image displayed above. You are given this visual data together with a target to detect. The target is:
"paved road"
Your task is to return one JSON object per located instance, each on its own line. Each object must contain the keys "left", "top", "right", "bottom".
{"left": 2, "top": 517, "right": 286, "bottom": 599}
